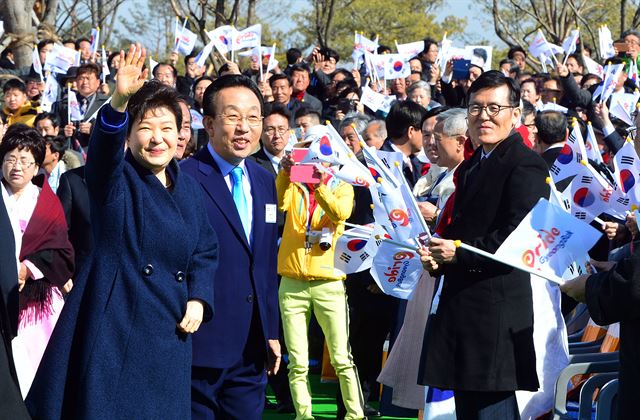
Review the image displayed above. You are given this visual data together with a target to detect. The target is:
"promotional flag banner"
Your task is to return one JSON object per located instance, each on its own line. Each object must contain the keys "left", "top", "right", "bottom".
{"left": 67, "top": 90, "right": 84, "bottom": 122}
{"left": 599, "top": 25, "right": 616, "bottom": 59}
{"left": 395, "top": 40, "right": 424, "bottom": 57}
{"left": 232, "top": 24, "right": 261, "bottom": 51}
{"left": 582, "top": 54, "right": 604, "bottom": 78}
{"left": 44, "top": 44, "right": 81, "bottom": 74}
{"left": 528, "top": 31, "right": 563, "bottom": 60}
{"left": 494, "top": 198, "right": 602, "bottom": 281}
{"left": 549, "top": 123, "right": 589, "bottom": 183}
{"left": 360, "top": 85, "right": 387, "bottom": 112}
{"left": 562, "top": 29, "right": 580, "bottom": 56}
{"left": 265, "top": 44, "right": 278, "bottom": 74}
{"left": 40, "top": 73, "right": 59, "bottom": 113}
{"left": 32, "top": 45, "right": 43, "bottom": 80}
{"left": 100, "top": 45, "right": 109, "bottom": 83}
{"left": 207, "top": 25, "right": 235, "bottom": 55}
{"left": 608, "top": 91, "right": 639, "bottom": 125}
{"left": 383, "top": 54, "right": 411, "bottom": 80}
{"left": 592, "top": 64, "right": 624, "bottom": 102}
{"left": 194, "top": 40, "right": 215, "bottom": 68}
{"left": 370, "top": 239, "right": 423, "bottom": 299}
{"left": 364, "top": 50, "right": 386, "bottom": 79}
{"left": 629, "top": 59, "right": 640, "bottom": 88}
{"left": 149, "top": 56, "right": 158, "bottom": 79}
{"left": 175, "top": 23, "right": 198, "bottom": 55}
{"left": 190, "top": 109, "right": 204, "bottom": 130}
{"left": 585, "top": 121, "right": 603, "bottom": 164}
{"left": 89, "top": 27, "right": 100, "bottom": 57}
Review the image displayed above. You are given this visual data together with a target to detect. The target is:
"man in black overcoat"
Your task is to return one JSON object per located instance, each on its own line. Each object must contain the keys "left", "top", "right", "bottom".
{"left": 420, "top": 71, "right": 549, "bottom": 419}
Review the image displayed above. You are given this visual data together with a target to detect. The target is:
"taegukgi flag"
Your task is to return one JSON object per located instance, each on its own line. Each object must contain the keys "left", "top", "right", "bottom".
{"left": 383, "top": 54, "right": 411, "bottom": 80}
{"left": 549, "top": 122, "right": 588, "bottom": 183}
{"left": 494, "top": 198, "right": 601, "bottom": 282}
{"left": 612, "top": 139, "right": 640, "bottom": 208}
{"left": 207, "top": 25, "right": 235, "bottom": 55}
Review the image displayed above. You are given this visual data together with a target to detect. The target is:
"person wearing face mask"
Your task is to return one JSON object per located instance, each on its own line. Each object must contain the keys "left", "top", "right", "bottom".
{"left": 26, "top": 44, "right": 218, "bottom": 420}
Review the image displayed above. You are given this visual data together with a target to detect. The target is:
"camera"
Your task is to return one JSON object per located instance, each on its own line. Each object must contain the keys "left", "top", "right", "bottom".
{"left": 319, "top": 228, "right": 332, "bottom": 251}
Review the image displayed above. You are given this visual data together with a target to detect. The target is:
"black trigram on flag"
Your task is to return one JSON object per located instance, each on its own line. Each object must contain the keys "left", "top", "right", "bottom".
{"left": 562, "top": 198, "right": 571, "bottom": 211}
{"left": 575, "top": 211, "right": 587, "bottom": 219}
{"left": 375, "top": 238, "right": 382, "bottom": 247}
{"left": 581, "top": 175, "right": 593, "bottom": 184}
{"left": 340, "top": 253, "right": 352, "bottom": 263}
{"left": 621, "top": 156, "right": 635, "bottom": 165}
{"left": 575, "top": 152, "right": 583, "bottom": 162}
{"left": 381, "top": 157, "right": 391, "bottom": 169}
{"left": 617, "top": 197, "right": 630, "bottom": 206}
{"left": 359, "top": 252, "right": 370, "bottom": 261}
{"left": 550, "top": 165, "right": 561, "bottom": 176}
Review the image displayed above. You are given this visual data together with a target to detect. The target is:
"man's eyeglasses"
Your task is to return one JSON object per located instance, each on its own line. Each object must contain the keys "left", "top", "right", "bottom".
{"left": 264, "top": 127, "right": 288, "bottom": 136}
{"left": 217, "top": 113, "right": 263, "bottom": 127}
{"left": 3, "top": 157, "right": 36, "bottom": 169}
{"left": 467, "top": 104, "right": 516, "bottom": 117}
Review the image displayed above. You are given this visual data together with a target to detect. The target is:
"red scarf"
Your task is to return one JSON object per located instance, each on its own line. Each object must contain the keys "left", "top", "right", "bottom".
{"left": 19, "top": 175, "right": 74, "bottom": 313}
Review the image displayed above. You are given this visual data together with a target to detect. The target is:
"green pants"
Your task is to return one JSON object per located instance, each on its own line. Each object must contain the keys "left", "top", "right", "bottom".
{"left": 279, "top": 276, "right": 365, "bottom": 420}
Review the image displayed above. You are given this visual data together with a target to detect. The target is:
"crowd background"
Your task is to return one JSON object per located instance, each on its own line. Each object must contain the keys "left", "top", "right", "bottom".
{"left": 0, "top": 1, "right": 640, "bottom": 420}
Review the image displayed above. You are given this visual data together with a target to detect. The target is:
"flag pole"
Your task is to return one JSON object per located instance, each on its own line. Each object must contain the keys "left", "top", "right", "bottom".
{"left": 258, "top": 45, "right": 263, "bottom": 82}
{"left": 230, "top": 26, "right": 236, "bottom": 63}
{"left": 67, "top": 83, "right": 72, "bottom": 125}
{"left": 453, "top": 240, "right": 565, "bottom": 284}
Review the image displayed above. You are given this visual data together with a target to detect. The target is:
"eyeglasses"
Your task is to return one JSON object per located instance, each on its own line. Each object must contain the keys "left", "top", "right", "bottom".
{"left": 467, "top": 104, "right": 515, "bottom": 117}
{"left": 265, "top": 126, "right": 288, "bottom": 136}
{"left": 217, "top": 113, "right": 263, "bottom": 127}
{"left": 3, "top": 157, "right": 36, "bottom": 169}
{"left": 624, "top": 39, "right": 640, "bottom": 46}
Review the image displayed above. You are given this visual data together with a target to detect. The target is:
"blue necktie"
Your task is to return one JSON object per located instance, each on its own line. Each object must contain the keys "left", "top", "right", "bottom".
{"left": 230, "top": 166, "right": 250, "bottom": 240}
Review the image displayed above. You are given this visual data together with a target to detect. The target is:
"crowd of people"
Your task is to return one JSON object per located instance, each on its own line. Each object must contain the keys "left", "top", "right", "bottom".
{"left": 0, "top": 21, "right": 639, "bottom": 420}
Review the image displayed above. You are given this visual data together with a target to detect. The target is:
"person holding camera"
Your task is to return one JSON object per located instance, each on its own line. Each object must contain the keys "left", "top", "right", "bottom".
{"left": 276, "top": 150, "right": 365, "bottom": 419}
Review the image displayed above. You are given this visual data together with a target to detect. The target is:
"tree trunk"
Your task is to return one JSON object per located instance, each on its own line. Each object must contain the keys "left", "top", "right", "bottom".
{"left": 620, "top": 0, "right": 627, "bottom": 38}
{"left": 3, "top": 0, "right": 37, "bottom": 69}
{"left": 246, "top": 0, "right": 256, "bottom": 26}
{"left": 42, "top": 0, "right": 59, "bottom": 26}
{"left": 214, "top": 0, "right": 225, "bottom": 27}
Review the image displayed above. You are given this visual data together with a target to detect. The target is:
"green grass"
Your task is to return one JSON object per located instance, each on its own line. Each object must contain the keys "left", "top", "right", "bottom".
{"left": 263, "top": 374, "right": 417, "bottom": 419}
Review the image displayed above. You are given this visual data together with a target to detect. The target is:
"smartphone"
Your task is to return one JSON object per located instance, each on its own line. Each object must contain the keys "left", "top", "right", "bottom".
{"left": 614, "top": 42, "right": 629, "bottom": 53}
{"left": 290, "top": 148, "right": 321, "bottom": 184}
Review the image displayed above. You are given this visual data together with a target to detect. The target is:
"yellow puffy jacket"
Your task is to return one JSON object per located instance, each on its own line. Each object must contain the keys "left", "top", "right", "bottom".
{"left": 276, "top": 170, "right": 354, "bottom": 281}
{"left": 2, "top": 101, "right": 40, "bottom": 127}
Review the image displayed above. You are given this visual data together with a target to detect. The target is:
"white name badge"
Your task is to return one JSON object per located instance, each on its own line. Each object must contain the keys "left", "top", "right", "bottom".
{"left": 265, "top": 204, "right": 277, "bottom": 223}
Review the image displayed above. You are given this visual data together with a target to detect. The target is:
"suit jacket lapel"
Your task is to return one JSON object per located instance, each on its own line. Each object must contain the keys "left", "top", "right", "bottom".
{"left": 195, "top": 149, "right": 251, "bottom": 253}
{"left": 457, "top": 136, "right": 515, "bottom": 210}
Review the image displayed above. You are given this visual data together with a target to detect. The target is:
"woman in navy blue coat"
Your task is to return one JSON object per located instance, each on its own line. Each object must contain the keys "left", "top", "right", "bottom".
{"left": 26, "top": 45, "right": 218, "bottom": 419}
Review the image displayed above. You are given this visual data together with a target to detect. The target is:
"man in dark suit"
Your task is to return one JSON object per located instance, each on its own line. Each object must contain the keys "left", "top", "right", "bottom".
{"left": 181, "top": 75, "right": 281, "bottom": 419}
{"left": 536, "top": 110, "right": 567, "bottom": 168}
{"left": 248, "top": 103, "right": 289, "bottom": 236}
{"left": 57, "top": 166, "right": 92, "bottom": 273}
{"left": 290, "top": 63, "right": 323, "bottom": 115}
{"left": 381, "top": 100, "right": 428, "bottom": 188}
{"left": 0, "top": 187, "right": 30, "bottom": 419}
{"left": 54, "top": 63, "right": 110, "bottom": 149}
{"left": 421, "top": 71, "right": 549, "bottom": 419}
{"left": 269, "top": 74, "right": 303, "bottom": 126}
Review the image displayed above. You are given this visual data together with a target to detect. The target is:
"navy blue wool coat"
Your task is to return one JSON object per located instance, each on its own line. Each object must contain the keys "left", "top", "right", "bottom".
{"left": 25, "top": 105, "right": 218, "bottom": 419}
